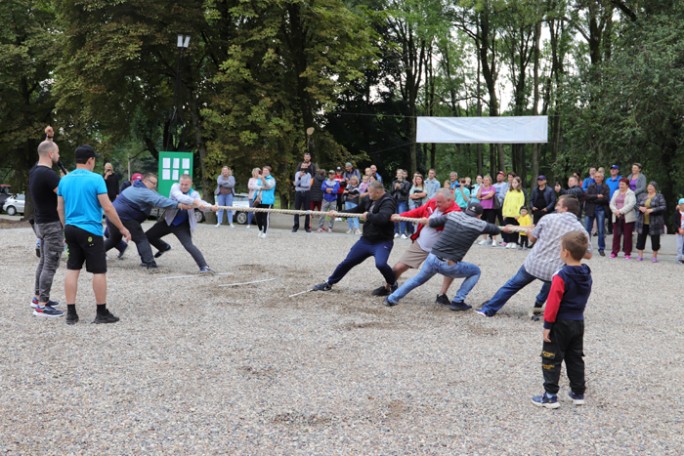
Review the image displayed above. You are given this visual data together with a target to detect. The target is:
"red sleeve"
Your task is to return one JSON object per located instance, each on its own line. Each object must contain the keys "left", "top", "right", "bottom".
{"left": 543, "top": 274, "right": 565, "bottom": 329}
{"left": 401, "top": 201, "right": 431, "bottom": 218}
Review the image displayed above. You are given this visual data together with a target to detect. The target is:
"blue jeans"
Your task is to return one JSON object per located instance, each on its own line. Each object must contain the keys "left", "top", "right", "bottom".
{"left": 585, "top": 207, "right": 605, "bottom": 251}
{"left": 327, "top": 238, "right": 395, "bottom": 286}
{"left": 394, "top": 201, "right": 408, "bottom": 235}
{"left": 217, "top": 193, "right": 234, "bottom": 224}
{"left": 480, "top": 265, "right": 551, "bottom": 315}
{"left": 388, "top": 253, "right": 481, "bottom": 305}
{"left": 345, "top": 201, "right": 359, "bottom": 230}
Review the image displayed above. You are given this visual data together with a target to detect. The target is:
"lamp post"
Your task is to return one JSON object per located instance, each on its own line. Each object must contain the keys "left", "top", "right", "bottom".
{"left": 165, "top": 34, "right": 190, "bottom": 150}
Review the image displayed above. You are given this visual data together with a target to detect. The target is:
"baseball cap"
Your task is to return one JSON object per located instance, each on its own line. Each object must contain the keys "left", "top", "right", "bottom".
{"left": 75, "top": 145, "right": 97, "bottom": 162}
{"left": 465, "top": 201, "right": 483, "bottom": 217}
{"left": 328, "top": 169, "right": 335, "bottom": 174}
{"left": 679, "top": 198, "right": 684, "bottom": 205}
{"left": 610, "top": 164, "right": 619, "bottom": 169}
{"left": 336, "top": 166, "right": 342, "bottom": 171}
{"left": 131, "top": 173, "right": 143, "bottom": 182}
{"left": 345, "top": 162, "right": 352, "bottom": 167}
{"left": 537, "top": 175, "right": 546, "bottom": 180}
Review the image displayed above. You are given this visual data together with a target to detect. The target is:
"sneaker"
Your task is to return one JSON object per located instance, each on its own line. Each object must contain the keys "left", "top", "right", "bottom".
{"left": 626, "top": 255, "right": 632, "bottom": 260}
{"left": 317, "top": 228, "right": 325, "bottom": 233}
{"left": 449, "top": 301, "right": 472, "bottom": 311}
{"left": 215, "top": 222, "right": 221, "bottom": 228}
{"left": 599, "top": 250, "right": 605, "bottom": 257}
{"left": 477, "top": 239, "right": 488, "bottom": 246}
{"left": 261, "top": 232, "right": 267, "bottom": 238}
{"left": 610, "top": 253, "right": 617, "bottom": 259}
{"left": 346, "top": 229, "right": 352, "bottom": 234}
{"left": 371, "top": 285, "right": 391, "bottom": 296}
{"left": 435, "top": 294, "right": 450, "bottom": 305}
{"left": 651, "top": 257, "right": 658, "bottom": 263}
{"left": 499, "top": 241, "right": 507, "bottom": 247}
{"left": 199, "top": 266, "right": 216, "bottom": 274}
{"left": 490, "top": 239, "right": 497, "bottom": 247}
{"left": 354, "top": 229, "right": 361, "bottom": 235}
{"left": 140, "top": 262, "right": 158, "bottom": 269}
{"left": 305, "top": 229, "right": 312, "bottom": 233}
{"left": 31, "top": 297, "right": 60, "bottom": 308}
{"left": 246, "top": 224, "right": 251, "bottom": 229}
{"left": 292, "top": 227, "right": 298, "bottom": 233}
{"left": 400, "top": 234, "right": 408, "bottom": 240}
{"left": 93, "top": 309, "right": 120, "bottom": 324}
{"left": 532, "top": 305, "right": 544, "bottom": 316}
{"left": 326, "top": 228, "right": 333, "bottom": 233}
{"left": 531, "top": 392, "right": 560, "bottom": 409}
{"left": 394, "top": 233, "right": 399, "bottom": 239}
{"left": 475, "top": 308, "right": 492, "bottom": 317}
{"left": 383, "top": 297, "right": 398, "bottom": 307}
{"left": 33, "top": 305, "right": 64, "bottom": 318}
{"left": 229, "top": 224, "right": 235, "bottom": 228}
{"left": 568, "top": 391, "right": 585, "bottom": 406}
{"left": 66, "top": 313, "right": 79, "bottom": 325}
{"left": 154, "top": 245, "right": 171, "bottom": 258}
{"left": 117, "top": 243, "right": 128, "bottom": 259}
{"left": 313, "top": 282, "right": 332, "bottom": 291}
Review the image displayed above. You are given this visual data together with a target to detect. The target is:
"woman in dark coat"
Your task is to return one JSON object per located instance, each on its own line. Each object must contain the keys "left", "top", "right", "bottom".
{"left": 635, "top": 181, "right": 666, "bottom": 262}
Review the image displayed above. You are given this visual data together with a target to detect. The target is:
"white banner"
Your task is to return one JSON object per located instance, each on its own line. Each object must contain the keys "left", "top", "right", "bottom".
{"left": 416, "top": 116, "right": 548, "bottom": 144}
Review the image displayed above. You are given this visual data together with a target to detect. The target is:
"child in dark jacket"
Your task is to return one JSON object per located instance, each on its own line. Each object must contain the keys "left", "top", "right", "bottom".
{"left": 532, "top": 230, "right": 593, "bottom": 409}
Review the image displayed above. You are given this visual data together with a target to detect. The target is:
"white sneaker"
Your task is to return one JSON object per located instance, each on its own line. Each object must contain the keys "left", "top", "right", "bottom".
{"left": 229, "top": 223, "right": 235, "bottom": 228}
{"left": 401, "top": 234, "right": 408, "bottom": 240}
{"left": 246, "top": 224, "right": 251, "bottom": 229}
{"left": 346, "top": 229, "right": 352, "bottom": 234}
{"left": 354, "top": 229, "right": 362, "bottom": 235}
{"left": 477, "top": 239, "right": 488, "bottom": 245}
{"left": 261, "top": 232, "right": 267, "bottom": 238}
{"left": 215, "top": 222, "right": 221, "bottom": 227}
{"left": 394, "top": 233, "right": 399, "bottom": 238}
{"left": 491, "top": 239, "right": 497, "bottom": 247}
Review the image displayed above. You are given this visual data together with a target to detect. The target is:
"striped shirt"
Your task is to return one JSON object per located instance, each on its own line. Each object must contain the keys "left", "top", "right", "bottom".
{"left": 524, "top": 211, "right": 591, "bottom": 281}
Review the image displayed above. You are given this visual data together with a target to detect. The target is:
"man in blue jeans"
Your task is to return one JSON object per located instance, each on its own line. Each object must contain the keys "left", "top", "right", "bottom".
{"left": 583, "top": 171, "right": 610, "bottom": 256}
{"left": 312, "top": 181, "right": 397, "bottom": 294}
{"left": 477, "top": 195, "right": 592, "bottom": 318}
{"left": 384, "top": 202, "right": 510, "bottom": 310}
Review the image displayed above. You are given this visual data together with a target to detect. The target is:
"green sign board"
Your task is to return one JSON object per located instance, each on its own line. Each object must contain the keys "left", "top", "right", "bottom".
{"left": 158, "top": 151, "right": 193, "bottom": 198}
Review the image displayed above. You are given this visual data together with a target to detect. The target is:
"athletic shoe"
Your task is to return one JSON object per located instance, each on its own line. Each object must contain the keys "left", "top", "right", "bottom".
{"left": 33, "top": 305, "right": 64, "bottom": 318}
{"left": 93, "top": 309, "right": 120, "bottom": 324}
{"left": 215, "top": 222, "right": 221, "bottom": 228}
{"left": 117, "top": 243, "right": 128, "bottom": 259}
{"left": 313, "top": 282, "right": 332, "bottom": 291}
{"left": 246, "top": 225, "right": 251, "bottom": 229}
{"left": 531, "top": 393, "right": 560, "bottom": 409}
{"left": 400, "top": 234, "right": 408, "bottom": 240}
{"left": 625, "top": 255, "right": 632, "bottom": 260}
{"left": 532, "top": 305, "right": 544, "bottom": 316}
{"left": 449, "top": 301, "right": 472, "bottom": 312}
{"left": 140, "top": 262, "right": 158, "bottom": 269}
{"left": 490, "top": 239, "right": 497, "bottom": 247}
{"left": 475, "top": 308, "right": 493, "bottom": 317}
{"left": 199, "top": 266, "right": 216, "bottom": 275}
{"left": 31, "top": 297, "right": 60, "bottom": 308}
{"left": 229, "top": 224, "right": 235, "bottom": 228}
{"left": 154, "top": 245, "right": 172, "bottom": 258}
{"left": 261, "top": 232, "right": 268, "bottom": 238}
{"left": 599, "top": 250, "right": 605, "bottom": 257}
{"left": 651, "top": 257, "right": 658, "bottom": 263}
{"left": 317, "top": 228, "right": 325, "bottom": 233}
{"left": 66, "top": 313, "right": 79, "bottom": 325}
{"left": 354, "top": 229, "right": 361, "bottom": 235}
{"left": 383, "top": 297, "right": 398, "bottom": 307}
{"left": 435, "top": 294, "right": 450, "bottom": 305}
{"left": 346, "top": 229, "right": 352, "bottom": 234}
{"left": 326, "top": 228, "right": 333, "bottom": 233}
{"left": 477, "top": 239, "right": 488, "bottom": 246}
{"left": 568, "top": 391, "right": 585, "bottom": 405}
{"left": 394, "top": 233, "right": 399, "bottom": 238}
{"left": 499, "top": 241, "right": 507, "bottom": 247}
{"left": 610, "top": 253, "right": 617, "bottom": 259}
{"left": 292, "top": 228, "right": 298, "bottom": 233}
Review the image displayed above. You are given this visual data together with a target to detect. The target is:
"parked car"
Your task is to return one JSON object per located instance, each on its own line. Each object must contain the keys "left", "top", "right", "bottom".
{"left": 148, "top": 207, "right": 206, "bottom": 223}
{"left": 3, "top": 193, "right": 25, "bottom": 216}
{"left": 0, "top": 184, "right": 11, "bottom": 212}
{"left": 232, "top": 193, "right": 254, "bottom": 225}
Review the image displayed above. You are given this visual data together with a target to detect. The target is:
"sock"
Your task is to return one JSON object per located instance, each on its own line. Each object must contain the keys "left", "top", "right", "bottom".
{"left": 96, "top": 304, "right": 107, "bottom": 315}
{"left": 67, "top": 304, "right": 77, "bottom": 315}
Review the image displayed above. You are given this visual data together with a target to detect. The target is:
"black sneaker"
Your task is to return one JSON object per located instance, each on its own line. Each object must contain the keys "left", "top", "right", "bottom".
{"left": 154, "top": 245, "right": 171, "bottom": 258}
{"left": 435, "top": 294, "right": 450, "bottom": 305}
{"left": 66, "top": 313, "right": 79, "bottom": 325}
{"left": 313, "top": 282, "right": 332, "bottom": 291}
{"left": 383, "top": 296, "right": 398, "bottom": 307}
{"left": 199, "top": 266, "right": 215, "bottom": 275}
{"left": 449, "top": 301, "right": 472, "bottom": 311}
{"left": 117, "top": 243, "right": 128, "bottom": 259}
{"left": 599, "top": 250, "right": 605, "bottom": 257}
{"left": 93, "top": 310, "right": 120, "bottom": 324}
{"left": 140, "top": 262, "right": 158, "bottom": 269}
{"left": 372, "top": 285, "right": 390, "bottom": 296}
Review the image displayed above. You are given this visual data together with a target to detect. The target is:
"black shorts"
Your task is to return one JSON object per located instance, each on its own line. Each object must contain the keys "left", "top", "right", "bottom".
{"left": 64, "top": 225, "right": 107, "bottom": 274}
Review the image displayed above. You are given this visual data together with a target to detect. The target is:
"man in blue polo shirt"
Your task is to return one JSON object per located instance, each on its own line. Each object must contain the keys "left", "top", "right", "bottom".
{"left": 57, "top": 145, "right": 131, "bottom": 325}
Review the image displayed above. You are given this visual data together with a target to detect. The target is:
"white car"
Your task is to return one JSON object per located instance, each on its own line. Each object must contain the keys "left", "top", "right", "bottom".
{"left": 3, "top": 194, "right": 25, "bottom": 216}
{"left": 232, "top": 193, "right": 254, "bottom": 225}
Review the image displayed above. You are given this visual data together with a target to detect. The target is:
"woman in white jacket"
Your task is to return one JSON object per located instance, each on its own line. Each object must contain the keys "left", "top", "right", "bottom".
{"left": 609, "top": 177, "right": 636, "bottom": 259}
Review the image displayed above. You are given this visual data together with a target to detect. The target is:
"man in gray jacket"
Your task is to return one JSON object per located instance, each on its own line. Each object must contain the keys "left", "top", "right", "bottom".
{"left": 146, "top": 174, "right": 218, "bottom": 273}
{"left": 385, "top": 202, "right": 511, "bottom": 311}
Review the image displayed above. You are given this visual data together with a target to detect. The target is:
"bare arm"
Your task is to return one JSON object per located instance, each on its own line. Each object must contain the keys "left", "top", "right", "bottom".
{"left": 98, "top": 194, "right": 131, "bottom": 241}
{"left": 57, "top": 196, "right": 65, "bottom": 227}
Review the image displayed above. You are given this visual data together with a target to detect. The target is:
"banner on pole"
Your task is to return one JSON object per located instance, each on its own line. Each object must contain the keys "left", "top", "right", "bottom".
{"left": 416, "top": 116, "right": 548, "bottom": 144}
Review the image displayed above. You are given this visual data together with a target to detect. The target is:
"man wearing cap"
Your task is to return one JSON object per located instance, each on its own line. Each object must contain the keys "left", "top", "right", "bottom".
{"left": 530, "top": 175, "right": 556, "bottom": 224}
{"left": 57, "top": 145, "right": 132, "bottom": 325}
{"left": 605, "top": 165, "right": 622, "bottom": 234}
{"left": 104, "top": 173, "right": 194, "bottom": 268}
{"left": 384, "top": 201, "right": 511, "bottom": 310}
{"left": 120, "top": 172, "right": 143, "bottom": 193}
{"left": 318, "top": 170, "right": 340, "bottom": 232}
{"left": 333, "top": 166, "right": 346, "bottom": 212}
{"left": 312, "top": 180, "right": 397, "bottom": 293}
{"left": 477, "top": 194, "right": 591, "bottom": 318}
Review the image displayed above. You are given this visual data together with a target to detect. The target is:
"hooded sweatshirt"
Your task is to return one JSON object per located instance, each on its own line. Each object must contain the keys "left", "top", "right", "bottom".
{"left": 543, "top": 264, "right": 593, "bottom": 329}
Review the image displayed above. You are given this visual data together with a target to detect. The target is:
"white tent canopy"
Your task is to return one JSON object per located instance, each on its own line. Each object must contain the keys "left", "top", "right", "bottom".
{"left": 416, "top": 116, "right": 548, "bottom": 144}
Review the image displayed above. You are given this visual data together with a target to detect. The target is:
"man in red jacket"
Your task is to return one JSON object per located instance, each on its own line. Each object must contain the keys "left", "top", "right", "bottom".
{"left": 376, "top": 188, "right": 460, "bottom": 305}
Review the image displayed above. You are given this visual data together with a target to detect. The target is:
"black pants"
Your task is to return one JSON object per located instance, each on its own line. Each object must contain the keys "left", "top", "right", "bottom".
{"left": 293, "top": 191, "right": 311, "bottom": 231}
{"left": 146, "top": 220, "right": 207, "bottom": 269}
{"left": 541, "top": 319, "right": 585, "bottom": 395}
{"left": 256, "top": 204, "right": 272, "bottom": 233}
{"left": 336, "top": 193, "right": 344, "bottom": 212}
{"left": 636, "top": 225, "right": 661, "bottom": 252}
{"left": 533, "top": 209, "right": 546, "bottom": 224}
{"left": 105, "top": 218, "right": 155, "bottom": 266}
{"left": 502, "top": 217, "right": 519, "bottom": 243}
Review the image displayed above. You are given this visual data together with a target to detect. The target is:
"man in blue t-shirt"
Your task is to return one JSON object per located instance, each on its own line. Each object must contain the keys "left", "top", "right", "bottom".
{"left": 57, "top": 145, "right": 131, "bottom": 325}
{"left": 605, "top": 164, "right": 622, "bottom": 235}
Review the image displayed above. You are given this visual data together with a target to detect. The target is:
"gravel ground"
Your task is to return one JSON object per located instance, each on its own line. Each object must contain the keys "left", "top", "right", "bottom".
{"left": 1, "top": 216, "right": 682, "bottom": 455}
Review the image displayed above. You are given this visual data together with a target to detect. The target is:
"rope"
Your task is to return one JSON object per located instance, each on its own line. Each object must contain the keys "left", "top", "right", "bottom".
{"left": 215, "top": 205, "right": 423, "bottom": 223}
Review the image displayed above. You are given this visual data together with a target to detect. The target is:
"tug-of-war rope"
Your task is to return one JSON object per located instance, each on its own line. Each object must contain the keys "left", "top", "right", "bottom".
{"left": 215, "top": 205, "right": 533, "bottom": 232}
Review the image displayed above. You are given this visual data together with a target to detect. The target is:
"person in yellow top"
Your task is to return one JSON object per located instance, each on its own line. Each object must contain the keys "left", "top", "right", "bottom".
{"left": 502, "top": 176, "right": 526, "bottom": 248}
{"left": 517, "top": 207, "right": 533, "bottom": 249}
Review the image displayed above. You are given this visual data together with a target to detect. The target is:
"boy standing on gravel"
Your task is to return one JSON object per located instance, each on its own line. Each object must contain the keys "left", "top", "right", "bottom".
{"left": 532, "top": 230, "right": 593, "bottom": 409}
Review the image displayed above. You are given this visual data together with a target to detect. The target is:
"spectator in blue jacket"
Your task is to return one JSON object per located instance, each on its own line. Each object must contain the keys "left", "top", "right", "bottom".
{"left": 318, "top": 170, "right": 340, "bottom": 232}
{"left": 104, "top": 173, "right": 192, "bottom": 268}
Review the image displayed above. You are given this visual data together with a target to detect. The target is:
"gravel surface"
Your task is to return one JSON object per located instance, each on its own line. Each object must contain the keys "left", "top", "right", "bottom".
{"left": 1, "top": 216, "right": 683, "bottom": 455}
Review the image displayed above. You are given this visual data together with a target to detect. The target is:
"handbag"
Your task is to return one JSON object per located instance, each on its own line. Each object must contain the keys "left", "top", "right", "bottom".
{"left": 253, "top": 190, "right": 262, "bottom": 205}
